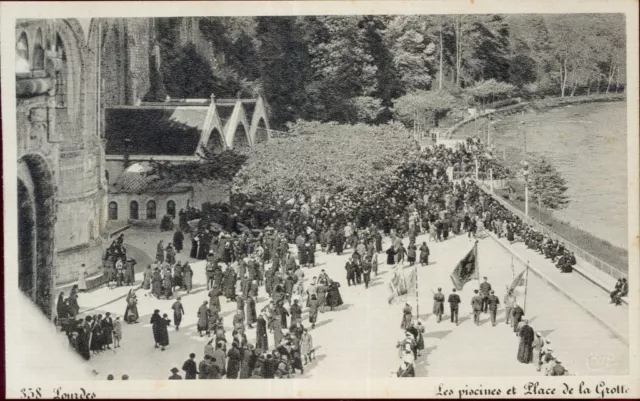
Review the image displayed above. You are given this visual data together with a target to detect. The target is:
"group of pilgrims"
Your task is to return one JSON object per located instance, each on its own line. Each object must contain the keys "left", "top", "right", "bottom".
{"left": 59, "top": 136, "right": 594, "bottom": 378}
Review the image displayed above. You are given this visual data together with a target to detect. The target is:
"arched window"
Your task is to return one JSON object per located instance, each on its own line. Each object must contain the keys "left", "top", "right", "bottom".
{"left": 108, "top": 202, "right": 118, "bottom": 220}
{"left": 33, "top": 29, "right": 45, "bottom": 70}
{"left": 55, "top": 34, "right": 67, "bottom": 107}
{"left": 146, "top": 200, "right": 156, "bottom": 220}
{"left": 166, "top": 200, "right": 176, "bottom": 217}
{"left": 105, "top": 170, "right": 109, "bottom": 185}
{"left": 16, "top": 32, "right": 29, "bottom": 73}
{"left": 129, "top": 201, "right": 139, "bottom": 220}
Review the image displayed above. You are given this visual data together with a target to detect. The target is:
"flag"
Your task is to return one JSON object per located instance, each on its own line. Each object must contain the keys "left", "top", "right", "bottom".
{"left": 388, "top": 264, "right": 417, "bottom": 304}
{"left": 508, "top": 267, "right": 527, "bottom": 294}
{"left": 450, "top": 242, "right": 478, "bottom": 290}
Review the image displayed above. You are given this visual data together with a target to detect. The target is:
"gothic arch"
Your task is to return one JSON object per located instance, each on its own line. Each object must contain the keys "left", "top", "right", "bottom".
{"left": 248, "top": 95, "right": 271, "bottom": 145}
{"left": 54, "top": 19, "right": 86, "bottom": 122}
{"left": 205, "top": 128, "right": 225, "bottom": 153}
{"left": 224, "top": 101, "right": 252, "bottom": 149}
{"left": 17, "top": 154, "right": 56, "bottom": 318}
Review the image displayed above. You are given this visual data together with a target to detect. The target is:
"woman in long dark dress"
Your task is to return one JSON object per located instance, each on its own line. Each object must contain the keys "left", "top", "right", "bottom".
{"left": 90, "top": 315, "right": 103, "bottom": 354}
{"left": 325, "top": 281, "right": 344, "bottom": 310}
{"left": 150, "top": 310, "right": 170, "bottom": 351}
{"left": 256, "top": 315, "right": 268, "bottom": 353}
{"left": 308, "top": 294, "right": 319, "bottom": 329}
{"left": 223, "top": 268, "right": 237, "bottom": 301}
{"left": 183, "top": 263, "right": 193, "bottom": 293}
{"left": 386, "top": 246, "right": 396, "bottom": 265}
{"left": 517, "top": 319, "right": 534, "bottom": 363}
{"left": 226, "top": 342, "right": 242, "bottom": 379}
{"left": 151, "top": 269, "right": 162, "bottom": 298}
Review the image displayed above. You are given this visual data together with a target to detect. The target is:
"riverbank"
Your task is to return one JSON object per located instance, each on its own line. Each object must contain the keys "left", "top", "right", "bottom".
{"left": 496, "top": 181, "right": 628, "bottom": 272}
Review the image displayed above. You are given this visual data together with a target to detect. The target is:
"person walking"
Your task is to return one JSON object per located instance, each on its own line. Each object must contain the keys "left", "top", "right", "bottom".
{"left": 504, "top": 289, "right": 516, "bottom": 326}
{"left": 419, "top": 242, "right": 430, "bottom": 266}
{"left": 479, "top": 277, "right": 492, "bottom": 314}
{"left": 182, "top": 353, "right": 198, "bottom": 379}
{"left": 171, "top": 297, "right": 185, "bottom": 331}
{"left": 487, "top": 290, "right": 500, "bottom": 326}
{"left": 150, "top": 310, "right": 170, "bottom": 351}
{"left": 197, "top": 301, "right": 209, "bottom": 337}
{"left": 471, "top": 289, "right": 483, "bottom": 325}
{"left": 362, "top": 256, "right": 372, "bottom": 289}
{"left": 517, "top": 319, "right": 534, "bottom": 364}
{"left": 432, "top": 288, "right": 445, "bottom": 323}
{"left": 447, "top": 288, "right": 461, "bottom": 325}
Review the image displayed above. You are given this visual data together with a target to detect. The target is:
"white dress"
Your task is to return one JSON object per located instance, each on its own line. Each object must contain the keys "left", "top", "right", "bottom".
{"left": 77, "top": 266, "right": 88, "bottom": 290}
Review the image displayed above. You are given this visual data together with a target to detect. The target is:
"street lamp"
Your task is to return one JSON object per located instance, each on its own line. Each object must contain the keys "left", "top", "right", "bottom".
{"left": 521, "top": 160, "right": 529, "bottom": 217}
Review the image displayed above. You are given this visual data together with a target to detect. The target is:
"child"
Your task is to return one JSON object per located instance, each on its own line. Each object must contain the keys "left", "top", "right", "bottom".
{"left": 113, "top": 316, "right": 122, "bottom": 348}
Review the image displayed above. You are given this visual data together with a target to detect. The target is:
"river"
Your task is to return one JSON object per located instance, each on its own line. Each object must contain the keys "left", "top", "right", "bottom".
{"left": 480, "top": 101, "right": 628, "bottom": 250}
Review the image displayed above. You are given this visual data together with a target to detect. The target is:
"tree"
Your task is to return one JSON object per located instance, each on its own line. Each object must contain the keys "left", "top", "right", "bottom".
{"left": 161, "top": 43, "right": 229, "bottom": 98}
{"left": 232, "top": 121, "right": 415, "bottom": 201}
{"left": 529, "top": 157, "right": 569, "bottom": 210}
{"left": 255, "top": 16, "right": 312, "bottom": 129}
{"left": 393, "top": 89, "right": 459, "bottom": 129}
{"left": 148, "top": 148, "right": 249, "bottom": 184}
{"left": 465, "top": 79, "right": 516, "bottom": 108}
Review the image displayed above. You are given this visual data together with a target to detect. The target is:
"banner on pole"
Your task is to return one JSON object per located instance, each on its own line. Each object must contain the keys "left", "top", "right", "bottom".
{"left": 388, "top": 264, "right": 417, "bottom": 304}
{"left": 450, "top": 242, "right": 478, "bottom": 291}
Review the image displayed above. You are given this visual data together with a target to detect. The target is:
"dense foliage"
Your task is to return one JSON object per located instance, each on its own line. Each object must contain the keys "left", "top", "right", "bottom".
{"left": 529, "top": 157, "right": 569, "bottom": 210}
{"left": 231, "top": 121, "right": 418, "bottom": 201}
{"left": 153, "top": 14, "right": 625, "bottom": 129}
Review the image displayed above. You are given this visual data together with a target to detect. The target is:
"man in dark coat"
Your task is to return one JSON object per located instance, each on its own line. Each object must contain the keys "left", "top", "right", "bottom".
{"left": 419, "top": 242, "right": 430, "bottom": 266}
{"left": 245, "top": 295, "right": 257, "bottom": 328}
{"left": 517, "top": 319, "right": 534, "bottom": 363}
{"left": 487, "top": 290, "right": 500, "bottom": 326}
{"left": 479, "top": 277, "right": 492, "bottom": 314}
{"left": 223, "top": 267, "right": 237, "bottom": 301}
{"left": 182, "top": 353, "right": 198, "bottom": 379}
{"left": 448, "top": 288, "right": 461, "bottom": 325}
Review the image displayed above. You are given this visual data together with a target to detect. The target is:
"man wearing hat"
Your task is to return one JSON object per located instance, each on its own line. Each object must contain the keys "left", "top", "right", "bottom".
{"left": 168, "top": 367, "right": 182, "bottom": 380}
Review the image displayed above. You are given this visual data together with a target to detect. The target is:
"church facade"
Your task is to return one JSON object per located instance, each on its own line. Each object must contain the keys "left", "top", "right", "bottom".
{"left": 15, "top": 17, "right": 270, "bottom": 317}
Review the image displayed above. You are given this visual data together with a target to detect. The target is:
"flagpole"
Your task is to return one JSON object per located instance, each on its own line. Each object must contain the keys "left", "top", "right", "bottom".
{"left": 523, "top": 262, "right": 530, "bottom": 313}
{"left": 415, "top": 265, "right": 419, "bottom": 320}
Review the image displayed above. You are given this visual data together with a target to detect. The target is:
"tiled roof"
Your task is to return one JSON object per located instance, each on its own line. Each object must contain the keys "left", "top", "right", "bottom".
{"left": 105, "top": 106, "right": 208, "bottom": 156}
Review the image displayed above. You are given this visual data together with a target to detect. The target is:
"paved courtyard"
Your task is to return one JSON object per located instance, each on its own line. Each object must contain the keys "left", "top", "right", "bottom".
{"left": 71, "top": 229, "right": 629, "bottom": 379}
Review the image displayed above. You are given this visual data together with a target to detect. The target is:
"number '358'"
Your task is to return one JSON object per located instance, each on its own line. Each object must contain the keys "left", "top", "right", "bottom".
{"left": 21, "top": 388, "right": 42, "bottom": 399}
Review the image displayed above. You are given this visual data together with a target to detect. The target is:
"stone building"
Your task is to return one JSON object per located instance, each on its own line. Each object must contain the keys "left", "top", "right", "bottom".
{"left": 104, "top": 95, "right": 271, "bottom": 227}
{"left": 15, "top": 17, "right": 271, "bottom": 317}
{"left": 16, "top": 18, "right": 107, "bottom": 317}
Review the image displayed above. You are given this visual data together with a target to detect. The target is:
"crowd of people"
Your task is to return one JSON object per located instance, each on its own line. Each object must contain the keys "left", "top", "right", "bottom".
{"left": 59, "top": 135, "right": 612, "bottom": 379}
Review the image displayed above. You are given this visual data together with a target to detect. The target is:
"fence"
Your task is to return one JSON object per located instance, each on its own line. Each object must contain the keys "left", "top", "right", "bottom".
{"left": 475, "top": 182, "right": 627, "bottom": 280}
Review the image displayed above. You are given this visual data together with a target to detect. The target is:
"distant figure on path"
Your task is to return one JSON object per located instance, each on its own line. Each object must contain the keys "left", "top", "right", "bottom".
{"left": 479, "top": 277, "right": 492, "bottom": 314}
{"left": 150, "top": 310, "right": 170, "bottom": 351}
{"left": 503, "top": 289, "right": 516, "bottom": 326}
{"left": 171, "top": 297, "right": 185, "bottom": 331}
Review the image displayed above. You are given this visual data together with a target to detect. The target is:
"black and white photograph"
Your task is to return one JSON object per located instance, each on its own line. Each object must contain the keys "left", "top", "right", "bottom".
{"left": 2, "top": 0, "right": 638, "bottom": 398}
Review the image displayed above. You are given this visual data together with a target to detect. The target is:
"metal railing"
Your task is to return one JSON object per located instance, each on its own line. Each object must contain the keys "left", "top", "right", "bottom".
{"left": 475, "top": 183, "right": 627, "bottom": 280}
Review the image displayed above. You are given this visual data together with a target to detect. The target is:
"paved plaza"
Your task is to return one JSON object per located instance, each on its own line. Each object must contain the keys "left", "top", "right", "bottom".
{"left": 72, "top": 229, "right": 629, "bottom": 380}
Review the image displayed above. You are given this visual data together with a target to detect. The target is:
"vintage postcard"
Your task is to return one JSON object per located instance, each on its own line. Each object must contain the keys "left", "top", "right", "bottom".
{"left": 2, "top": 0, "right": 638, "bottom": 398}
